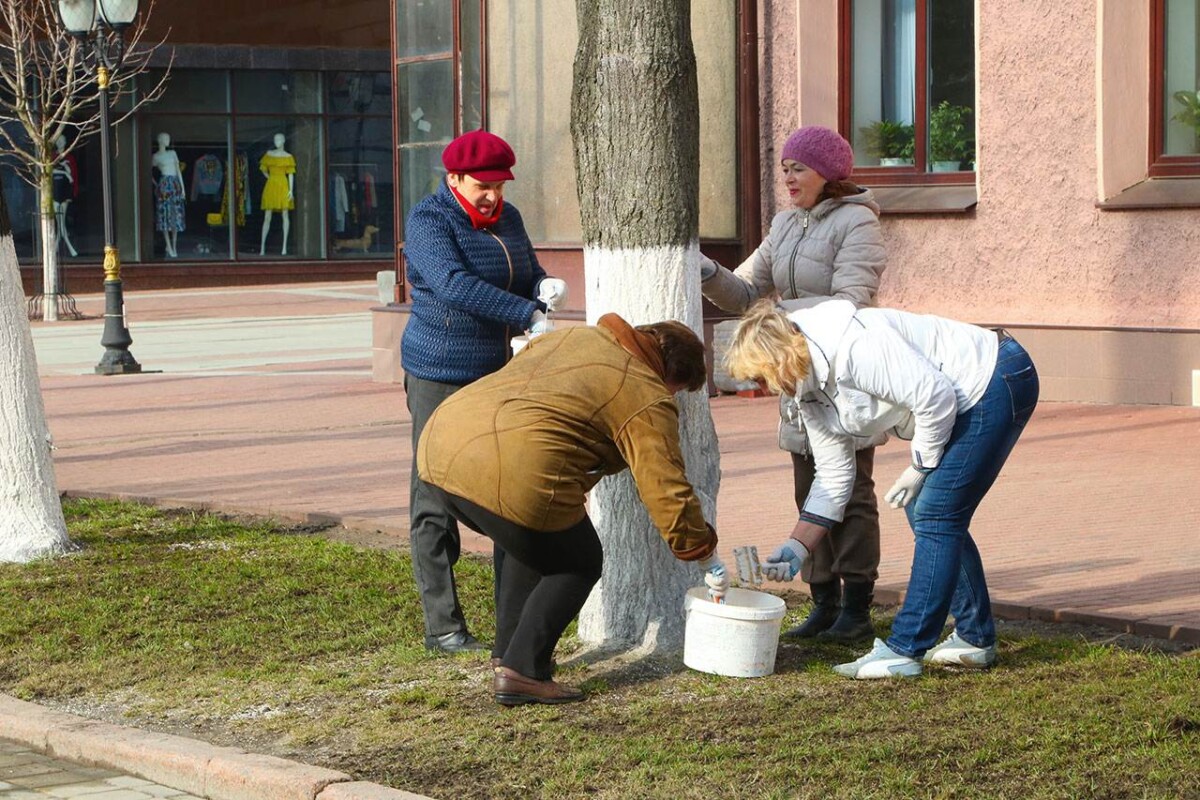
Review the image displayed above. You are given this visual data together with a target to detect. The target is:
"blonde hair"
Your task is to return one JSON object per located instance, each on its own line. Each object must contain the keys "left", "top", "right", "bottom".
{"left": 724, "top": 300, "right": 812, "bottom": 395}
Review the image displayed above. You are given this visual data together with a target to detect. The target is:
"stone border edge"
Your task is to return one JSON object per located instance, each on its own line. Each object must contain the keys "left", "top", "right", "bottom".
{"left": 0, "top": 694, "right": 435, "bottom": 800}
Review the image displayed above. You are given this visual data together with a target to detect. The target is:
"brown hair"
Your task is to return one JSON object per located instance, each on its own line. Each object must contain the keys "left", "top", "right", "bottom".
{"left": 724, "top": 300, "right": 812, "bottom": 395}
{"left": 637, "top": 320, "right": 708, "bottom": 392}
{"left": 817, "top": 180, "right": 862, "bottom": 205}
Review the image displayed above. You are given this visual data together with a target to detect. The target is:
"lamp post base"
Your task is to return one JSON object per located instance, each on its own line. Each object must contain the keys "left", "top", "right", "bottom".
{"left": 94, "top": 277, "right": 141, "bottom": 375}
{"left": 95, "top": 350, "right": 142, "bottom": 375}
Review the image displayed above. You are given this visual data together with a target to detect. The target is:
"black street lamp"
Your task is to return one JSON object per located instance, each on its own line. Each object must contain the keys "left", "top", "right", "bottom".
{"left": 57, "top": 0, "right": 142, "bottom": 375}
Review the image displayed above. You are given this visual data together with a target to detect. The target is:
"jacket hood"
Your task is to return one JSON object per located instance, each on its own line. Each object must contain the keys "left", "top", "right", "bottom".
{"left": 811, "top": 186, "right": 880, "bottom": 221}
{"left": 787, "top": 299, "right": 857, "bottom": 393}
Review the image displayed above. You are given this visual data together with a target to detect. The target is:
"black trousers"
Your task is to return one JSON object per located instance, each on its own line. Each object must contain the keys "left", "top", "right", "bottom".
{"left": 792, "top": 447, "right": 881, "bottom": 585}
{"left": 430, "top": 486, "right": 603, "bottom": 680}
{"left": 406, "top": 374, "right": 505, "bottom": 644}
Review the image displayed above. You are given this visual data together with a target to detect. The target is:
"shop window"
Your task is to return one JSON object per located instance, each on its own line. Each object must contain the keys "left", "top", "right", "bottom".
{"left": 1152, "top": 0, "right": 1200, "bottom": 175}
{"left": 144, "top": 70, "right": 229, "bottom": 113}
{"left": 234, "top": 71, "right": 322, "bottom": 115}
{"left": 328, "top": 73, "right": 394, "bottom": 260}
{"left": 842, "top": 0, "right": 976, "bottom": 184}
{"left": 394, "top": 0, "right": 484, "bottom": 240}
{"left": 236, "top": 116, "right": 323, "bottom": 259}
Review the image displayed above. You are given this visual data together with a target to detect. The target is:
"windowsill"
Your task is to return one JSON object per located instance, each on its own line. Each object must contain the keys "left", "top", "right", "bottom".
{"left": 1096, "top": 177, "right": 1200, "bottom": 210}
{"left": 870, "top": 185, "right": 978, "bottom": 215}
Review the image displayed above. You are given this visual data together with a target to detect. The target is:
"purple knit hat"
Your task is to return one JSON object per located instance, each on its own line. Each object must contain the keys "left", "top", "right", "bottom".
{"left": 780, "top": 126, "right": 854, "bottom": 182}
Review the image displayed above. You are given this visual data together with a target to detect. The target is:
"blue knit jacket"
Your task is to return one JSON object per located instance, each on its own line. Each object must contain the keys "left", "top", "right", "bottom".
{"left": 401, "top": 181, "right": 547, "bottom": 384}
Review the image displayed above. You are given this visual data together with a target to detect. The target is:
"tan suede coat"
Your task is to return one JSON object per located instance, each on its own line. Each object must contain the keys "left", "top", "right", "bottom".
{"left": 416, "top": 317, "right": 717, "bottom": 561}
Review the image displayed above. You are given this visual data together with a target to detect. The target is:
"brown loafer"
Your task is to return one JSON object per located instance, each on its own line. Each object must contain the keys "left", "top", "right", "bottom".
{"left": 493, "top": 666, "right": 584, "bottom": 706}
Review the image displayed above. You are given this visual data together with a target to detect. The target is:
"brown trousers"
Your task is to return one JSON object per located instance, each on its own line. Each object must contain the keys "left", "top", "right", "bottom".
{"left": 791, "top": 447, "right": 880, "bottom": 584}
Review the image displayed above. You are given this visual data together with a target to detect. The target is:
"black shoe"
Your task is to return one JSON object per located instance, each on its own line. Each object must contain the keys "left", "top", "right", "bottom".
{"left": 819, "top": 580, "right": 875, "bottom": 642}
{"left": 782, "top": 580, "right": 840, "bottom": 639}
{"left": 426, "top": 630, "right": 488, "bottom": 654}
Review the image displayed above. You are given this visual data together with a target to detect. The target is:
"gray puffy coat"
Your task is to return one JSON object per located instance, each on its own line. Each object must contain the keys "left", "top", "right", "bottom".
{"left": 702, "top": 188, "right": 886, "bottom": 453}
{"left": 701, "top": 188, "right": 885, "bottom": 313}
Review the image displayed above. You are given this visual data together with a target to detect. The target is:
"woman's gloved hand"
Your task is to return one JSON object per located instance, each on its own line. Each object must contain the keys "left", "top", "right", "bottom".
{"left": 763, "top": 539, "right": 809, "bottom": 582}
{"left": 537, "top": 278, "right": 569, "bottom": 311}
{"left": 885, "top": 465, "right": 929, "bottom": 509}
{"left": 529, "top": 310, "right": 553, "bottom": 337}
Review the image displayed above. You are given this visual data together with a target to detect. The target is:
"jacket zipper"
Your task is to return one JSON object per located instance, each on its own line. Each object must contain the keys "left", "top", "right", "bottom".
{"left": 488, "top": 230, "right": 516, "bottom": 358}
{"left": 787, "top": 210, "right": 811, "bottom": 299}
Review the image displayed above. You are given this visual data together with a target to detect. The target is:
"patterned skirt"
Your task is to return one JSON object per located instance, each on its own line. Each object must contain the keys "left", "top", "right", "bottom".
{"left": 155, "top": 176, "right": 186, "bottom": 232}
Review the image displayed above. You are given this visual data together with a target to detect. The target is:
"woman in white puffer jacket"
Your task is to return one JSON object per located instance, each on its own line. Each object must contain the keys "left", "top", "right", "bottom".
{"left": 701, "top": 126, "right": 886, "bottom": 641}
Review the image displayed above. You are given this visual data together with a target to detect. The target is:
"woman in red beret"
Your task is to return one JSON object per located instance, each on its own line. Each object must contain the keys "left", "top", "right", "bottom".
{"left": 401, "top": 130, "right": 570, "bottom": 657}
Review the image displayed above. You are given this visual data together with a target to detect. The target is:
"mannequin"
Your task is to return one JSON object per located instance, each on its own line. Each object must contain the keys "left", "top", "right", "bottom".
{"left": 151, "top": 132, "right": 186, "bottom": 257}
{"left": 51, "top": 135, "right": 78, "bottom": 257}
{"left": 259, "top": 132, "right": 296, "bottom": 255}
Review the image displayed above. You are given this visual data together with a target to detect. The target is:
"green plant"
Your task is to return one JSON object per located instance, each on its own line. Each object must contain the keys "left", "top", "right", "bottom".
{"left": 928, "top": 101, "right": 975, "bottom": 163}
{"left": 1171, "top": 89, "right": 1200, "bottom": 135}
{"left": 859, "top": 119, "right": 915, "bottom": 161}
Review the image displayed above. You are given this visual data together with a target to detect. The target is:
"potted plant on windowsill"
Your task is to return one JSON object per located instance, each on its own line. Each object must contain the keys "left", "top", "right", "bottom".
{"left": 1171, "top": 89, "right": 1200, "bottom": 149}
{"left": 860, "top": 120, "right": 915, "bottom": 167}
{"left": 929, "top": 101, "right": 974, "bottom": 172}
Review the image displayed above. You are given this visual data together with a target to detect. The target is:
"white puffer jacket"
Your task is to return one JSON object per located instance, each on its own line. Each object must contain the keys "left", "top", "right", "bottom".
{"left": 702, "top": 188, "right": 886, "bottom": 454}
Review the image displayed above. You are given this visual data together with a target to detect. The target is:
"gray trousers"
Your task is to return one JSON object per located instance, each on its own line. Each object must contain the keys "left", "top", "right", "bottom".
{"left": 792, "top": 447, "right": 881, "bottom": 585}
{"left": 406, "top": 374, "right": 487, "bottom": 644}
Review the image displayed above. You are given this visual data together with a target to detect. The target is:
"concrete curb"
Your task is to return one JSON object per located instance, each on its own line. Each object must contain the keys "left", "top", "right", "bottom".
{"left": 0, "top": 695, "right": 435, "bottom": 800}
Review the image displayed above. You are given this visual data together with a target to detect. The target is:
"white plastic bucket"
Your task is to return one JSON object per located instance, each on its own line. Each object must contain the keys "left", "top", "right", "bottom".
{"left": 682, "top": 586, "right": 787, "bottom": 678}
{"left": 510, "top": 335, "right": 530, "bottom": 355}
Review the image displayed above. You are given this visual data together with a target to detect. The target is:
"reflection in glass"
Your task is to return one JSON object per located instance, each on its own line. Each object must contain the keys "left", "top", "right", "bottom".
{"left": 396, "top": 0, "right": 453, "bottom": 59}
{"left": 236, "top": 117, "right": 323, "bottom": 258}
{"left": 397, "top": 60, "right": 454, "bottom": 144}
{"left": 928, "top": 0, "right": 975, "bottom": 171}
{"left": 142, "top": 69, "right": 229, "bottom": 113}
{"left": 400, "top": 144, "right": 444, "bottom": 239}
{"left": 234, "top": 71, "right": 321, "bottom": 114}
{"left": 327, "top": 71, "right": 391, "bottom": 115}
{"left": 460, "top": 0, "right": 483, "bottom": 131}
{"left": 1, "top": 151, "right": 38, "bottom": 260}
{"left": 1164, "top": 0, "right": 1200, "bottom": 156}
{"left": 328, "top": 117, "right": 394, "bottom": 259}
{"left": 851, "top": 0, "right": 916, "bottom": 167}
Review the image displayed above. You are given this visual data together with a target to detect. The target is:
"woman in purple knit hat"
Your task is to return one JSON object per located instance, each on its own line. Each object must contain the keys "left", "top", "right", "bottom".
{"left": 700, "top": 125, "right": 887, "bottom": 642}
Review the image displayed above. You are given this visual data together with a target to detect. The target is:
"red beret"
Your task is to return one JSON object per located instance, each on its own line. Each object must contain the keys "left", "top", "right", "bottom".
{"left": 442, "top": 130, "right": 516, "bottom": 182}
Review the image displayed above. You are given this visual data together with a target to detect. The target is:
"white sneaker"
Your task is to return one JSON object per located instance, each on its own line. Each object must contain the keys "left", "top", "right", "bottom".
{"left": 833, "top": 638, "right": 922, "bottom": 680}
{"left": 923, "top": 631, "right": 997, "bottom": 668}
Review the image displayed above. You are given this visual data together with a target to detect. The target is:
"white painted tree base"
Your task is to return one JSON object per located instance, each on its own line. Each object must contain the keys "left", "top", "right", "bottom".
{"left": 0, "top": 230, "right": 71, "bottom": 562}
{"left": 577, "top": 242, "right": 721, "bottom": 650}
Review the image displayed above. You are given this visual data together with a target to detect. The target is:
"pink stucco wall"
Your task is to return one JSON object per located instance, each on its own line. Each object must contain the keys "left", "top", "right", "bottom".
{"left": 762, "top": 0, "right": 1200, "bottom": 329}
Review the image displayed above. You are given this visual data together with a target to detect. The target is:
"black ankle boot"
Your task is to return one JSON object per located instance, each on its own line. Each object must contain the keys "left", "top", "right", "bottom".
{"left": 783, "top": 581, "right": 840, "bottom": 638}
{"left": 820, "top": 580, "right": 875, "bottom": 641}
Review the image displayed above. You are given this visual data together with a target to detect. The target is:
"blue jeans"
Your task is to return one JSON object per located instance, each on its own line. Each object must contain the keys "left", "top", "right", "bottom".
{"left": 886, "top": 337, "right": 1039, "bottom": 658}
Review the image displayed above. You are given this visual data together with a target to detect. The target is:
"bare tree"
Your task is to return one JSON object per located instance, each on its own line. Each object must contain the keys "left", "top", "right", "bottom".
{"left": 0, "top": 0, "right": 168, "bottom": 321}
{"left": 0, "top": 179, "right": 71, "bottom": 561}
{"left": 571, "top": 0, "right": 720, "bottom": 650}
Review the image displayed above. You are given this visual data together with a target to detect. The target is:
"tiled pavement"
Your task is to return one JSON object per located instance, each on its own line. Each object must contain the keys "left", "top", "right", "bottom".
{"left": 0, "top": 740, "right": 199, "bottom": 799}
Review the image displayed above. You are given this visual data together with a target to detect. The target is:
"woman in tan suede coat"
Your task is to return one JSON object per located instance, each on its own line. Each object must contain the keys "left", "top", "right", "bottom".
{"left": 417, "top": 313, "right": 726, "bottom": 706}
{"left": 701, "top": 125, "right": 886, "bottom": 642}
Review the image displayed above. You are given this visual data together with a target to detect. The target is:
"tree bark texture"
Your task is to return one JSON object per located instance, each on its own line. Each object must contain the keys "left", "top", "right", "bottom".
{"left": 572, "top": 0, "right": 720, "bottom": 651}
{"left": 0, "top": 181, "right": 71, "bottom": 562}
{"left": 39, "top": 167, "right": 59, "bottom": 322}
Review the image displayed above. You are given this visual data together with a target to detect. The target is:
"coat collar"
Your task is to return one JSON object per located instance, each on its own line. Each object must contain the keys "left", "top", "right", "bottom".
{"left": 787, "top": 299, "right": 858, "bottom": 394}
{"left": 596, "top": 313, "right": 668, "bottom": 384}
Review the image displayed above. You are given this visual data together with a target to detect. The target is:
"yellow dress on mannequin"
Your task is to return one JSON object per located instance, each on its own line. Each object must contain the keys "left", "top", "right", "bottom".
{"left": 259, "top": 153, "right": 296, "bottom": 211}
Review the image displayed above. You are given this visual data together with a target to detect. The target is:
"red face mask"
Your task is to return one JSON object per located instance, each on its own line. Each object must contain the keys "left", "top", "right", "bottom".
{"left": 449, "top": 182, "right": 504, "bottom": 230}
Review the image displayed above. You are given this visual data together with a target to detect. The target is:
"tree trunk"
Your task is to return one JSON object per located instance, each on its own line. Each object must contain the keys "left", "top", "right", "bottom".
{"left": 39, "top": 167, "right": 60, "bottom": 322}
{"left": 571, "top": 0, "right": 719, "bottom": 650}
{"left": 0, "top": 175, "right": 71, "bottom": 562}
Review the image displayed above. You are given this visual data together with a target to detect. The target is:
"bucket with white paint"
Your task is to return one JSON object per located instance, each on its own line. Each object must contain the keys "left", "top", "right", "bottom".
{"left": 682, "top": 586, "right": 787, "bottom": 678}
{"left": 510, "top": 335, "right": 530, "bottom": 356}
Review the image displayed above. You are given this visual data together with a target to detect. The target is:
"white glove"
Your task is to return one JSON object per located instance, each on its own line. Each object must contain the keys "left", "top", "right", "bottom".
{"left": 537, "top": 278, "right": 569, "bottom": 312}
{"left": 528, "top": 310, "right": 553, "bottom": 337}
{"left": 697, "top": 554, "right": 729, "bottom": 600}
{"left": 762, "top": 540, "right": 809, "bottom": 582}
{"left": 699, "top": 258, "right": 718, "bottom": 280}
{"left": 885, "top": 465, "right": 929, "bottom": 509}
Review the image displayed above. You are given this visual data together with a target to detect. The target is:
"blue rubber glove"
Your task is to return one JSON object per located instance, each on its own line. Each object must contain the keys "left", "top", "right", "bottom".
{"left": 697, "top": 554, "right": 729, "bottom": 601}
{"left": 762, "top": 540, "right": 809, "bottom": 582}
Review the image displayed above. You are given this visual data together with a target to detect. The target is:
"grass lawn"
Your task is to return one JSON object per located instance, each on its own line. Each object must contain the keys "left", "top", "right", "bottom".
{"left": 1, "top": 499, "right": 1197, "bottom": 800}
